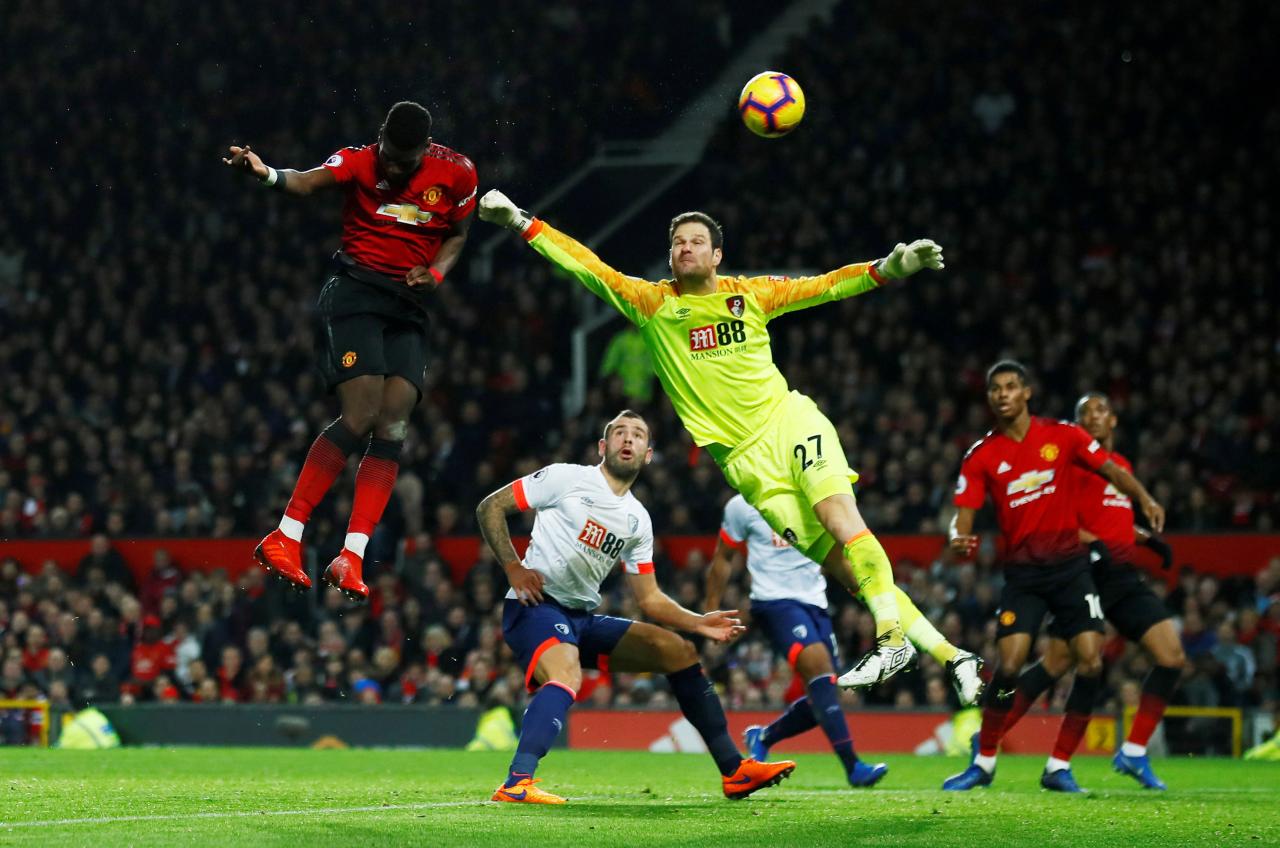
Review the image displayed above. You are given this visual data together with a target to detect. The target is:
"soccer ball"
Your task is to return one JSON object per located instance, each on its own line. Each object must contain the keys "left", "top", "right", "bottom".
{"left": 737, "top": 72, "right": 806, "bottom": 138}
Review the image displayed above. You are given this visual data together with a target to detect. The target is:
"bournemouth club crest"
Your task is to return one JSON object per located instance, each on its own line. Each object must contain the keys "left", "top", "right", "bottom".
{"left": 726, "top": 295, "right": 745, "bottom": 318}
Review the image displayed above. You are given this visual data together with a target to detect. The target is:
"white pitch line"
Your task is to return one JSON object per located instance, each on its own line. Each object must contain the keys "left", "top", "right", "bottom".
{"left": 0, "top": 801, "right": 488, "bottom": 829}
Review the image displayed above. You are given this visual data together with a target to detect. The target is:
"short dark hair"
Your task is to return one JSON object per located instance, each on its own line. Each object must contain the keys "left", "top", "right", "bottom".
{"left": 382, "top": 101, "right": 432, "bottom": 150}
{"left": 1074, "top": 391, "right": 1109, "bottom": 419}
{"left": 603, "top": 409, "right": 649, "bottom": 441}
{"left": 986, "top": 359, "right": 1030, "bottom": 388}
{"left": 669, "top": 211, "right": 723, "bottom": 250}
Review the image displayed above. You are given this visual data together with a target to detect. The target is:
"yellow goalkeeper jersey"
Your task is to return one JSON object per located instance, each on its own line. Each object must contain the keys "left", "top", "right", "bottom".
{"left": 523, "top": 219, "right": 886, "bottom": 448}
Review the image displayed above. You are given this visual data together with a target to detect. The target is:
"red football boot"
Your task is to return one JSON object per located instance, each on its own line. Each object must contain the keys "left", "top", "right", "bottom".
{"left": 254, "top": 529, "right": 311, "bottom": 590}
{"left": 323, "top": 549, "right": 369, "bottom": 602}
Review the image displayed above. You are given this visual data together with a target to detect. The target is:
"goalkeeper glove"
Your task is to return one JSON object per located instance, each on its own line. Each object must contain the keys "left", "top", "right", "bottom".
{"left": 877, "top": 239, "right": 944, "bottom": 279}
{"left": 1144, "top": 535, "right": 1174, "bottom": 571}
{"left": 478, "top": 189, "right": 532, "bottom": 233}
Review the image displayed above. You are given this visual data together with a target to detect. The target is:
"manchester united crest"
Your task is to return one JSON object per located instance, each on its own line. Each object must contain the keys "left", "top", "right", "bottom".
{"left": 1040, "top": 443, "right": 1060, "bottom": 461}
{"left": 423, "top": 186, "right": 444, "bottom": 205}
{"left": 726, "top": 295, "right": 745, "bottom": 318}
{"left": 341, "top": 351, "right": 358, "bottom": 368}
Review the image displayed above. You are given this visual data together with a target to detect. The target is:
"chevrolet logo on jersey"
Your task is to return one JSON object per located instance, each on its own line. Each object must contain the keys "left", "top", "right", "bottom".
{"left": 1006, "top": 469, "right": 1055, "bottom": 496}
{"left": 376, "top": 203, "right": 434, "bottom": 225}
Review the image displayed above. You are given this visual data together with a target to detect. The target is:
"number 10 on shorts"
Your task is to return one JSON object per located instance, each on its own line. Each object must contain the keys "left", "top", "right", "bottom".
{"left": 1085, "top": 593, "right": 1103, "bottom": 619}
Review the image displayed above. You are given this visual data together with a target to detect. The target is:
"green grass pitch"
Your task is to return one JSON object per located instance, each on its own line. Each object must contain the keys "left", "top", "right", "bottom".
{"left": 1, "top": 748, "right": 1276, "bottom": 846}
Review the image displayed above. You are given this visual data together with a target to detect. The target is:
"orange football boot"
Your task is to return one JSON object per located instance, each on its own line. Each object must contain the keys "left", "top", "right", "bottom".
{"left": 722, "top": 757, "right": 797, "bottom": 800}
{"left": 323, "top": 549, "right": 369, "bottom": 601}
{"left": 491, "top": 778, "right": 566, "bottom": 805}
{"left": 254, "top": 529, "right": 311, "bottom": 589}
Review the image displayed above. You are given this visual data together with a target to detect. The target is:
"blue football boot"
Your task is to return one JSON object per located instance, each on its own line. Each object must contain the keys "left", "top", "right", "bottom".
{"left": 1040, "top": 767, "right": 1086, "bottom": 793}
{"left": 848, "top": 760, "right": 889, "bottom": 787}
{"left": 942, "top": 764, "right": 994, "bottom": 791}
{"left": 1112, "top": 750, "right": 1167, "bottom": 790}
{"left": 743, "top": 725, "right": 770, "bottom": 762}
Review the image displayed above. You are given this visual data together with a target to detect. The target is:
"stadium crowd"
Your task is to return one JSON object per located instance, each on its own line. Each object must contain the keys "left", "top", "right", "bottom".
{"left": 1, "top": 0, "right": 1276, "bottom": 728}
{"left": 2, "top": 542, "right": 1277, "bottom": 730}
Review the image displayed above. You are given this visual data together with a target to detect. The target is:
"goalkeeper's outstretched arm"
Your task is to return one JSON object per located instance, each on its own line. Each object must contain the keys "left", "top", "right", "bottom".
{"left": 752, "top": 240, "right": 945, "bottom": 320}
{"left": 479, "top": 189, "right": 664, "bottom": 324}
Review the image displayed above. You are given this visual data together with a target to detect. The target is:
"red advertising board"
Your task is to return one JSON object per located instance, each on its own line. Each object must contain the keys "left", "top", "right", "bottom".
{"left": 568, "top": 709, "right": 1115, "bottom": 756}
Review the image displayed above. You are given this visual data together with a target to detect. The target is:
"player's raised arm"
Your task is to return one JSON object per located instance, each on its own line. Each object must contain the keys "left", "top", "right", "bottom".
{"left": 476, "top": 482, "right": 545, "bottom": 605}
{"left": 1095, "top": 459, "right": 1166, "bottom": 533}
{"left": 222, "top": 145, "right": 337, "bottom": 196}
{"left": 750, "top": 239, "right": 945, "bottom": 320}
{"left": 479, "top": 189, "right": 664, "bottom": 325}
{"left": 626, "top": 570, "right": 743, "bottom": 643}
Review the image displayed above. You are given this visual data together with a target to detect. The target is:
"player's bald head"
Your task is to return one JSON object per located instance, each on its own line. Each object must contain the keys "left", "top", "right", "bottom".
{"left": 603, "top": 409, "right": 650, "bottom": 442}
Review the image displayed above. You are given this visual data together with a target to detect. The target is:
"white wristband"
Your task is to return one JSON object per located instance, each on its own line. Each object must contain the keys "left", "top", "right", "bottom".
{"left": 262, "top": 166, "right": 279, "bottom": 187}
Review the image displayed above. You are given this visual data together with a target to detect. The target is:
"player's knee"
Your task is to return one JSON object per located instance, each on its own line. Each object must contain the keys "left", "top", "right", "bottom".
{"left": 1042, "top": 652, "right": 1072, "bottom": 679}
{"left": 338, "top": 409, "right": 377, "bottom": 436}
{"left": 666, "top": 637, "right": 699, "bottom": 671}
{"left": 1156, "top": 641, "right": 1187, "bottom": 670}
{"left": 546, "top": 667, "right": 582, "bottom": 692}
{"left": 375, "top": 417, "right": 409, "bottom": 441}
{"left": 1074, "top": 654, "right": 1104, "bottom": 677}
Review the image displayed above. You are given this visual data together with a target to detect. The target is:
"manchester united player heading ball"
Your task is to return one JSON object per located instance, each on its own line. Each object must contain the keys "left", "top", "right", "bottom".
{"left": 224, "top": 101, "right": 477, "bottom": 600}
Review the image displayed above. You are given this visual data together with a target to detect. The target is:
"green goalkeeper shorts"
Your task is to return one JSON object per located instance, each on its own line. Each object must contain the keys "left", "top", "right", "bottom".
{"left": 710, "top": 391, "right": 859, "bottom": 564}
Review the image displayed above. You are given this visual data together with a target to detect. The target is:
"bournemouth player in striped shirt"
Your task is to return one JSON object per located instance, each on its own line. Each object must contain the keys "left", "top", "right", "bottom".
{"left": 476, "top": 411, "right": 795, "bottom": 804}
{"left": 995, "top": 392, "right": 1182, "bottom": 789}
{"left": 942, "top": 361, "right": 1165, "bottom": 793}
{"left": 477, "top": 189, "right": 945, "bottom": 689}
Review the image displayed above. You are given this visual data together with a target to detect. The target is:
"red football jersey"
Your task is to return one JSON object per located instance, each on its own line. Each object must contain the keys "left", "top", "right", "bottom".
{"left": 954, "top": 416, "right": 1108, "bottom": 566}
{"left": 1075, "top": 449, "right": 1137, "bottom": 564}
{"left": 322, "top": 142, "right": 478, "bottom": 277}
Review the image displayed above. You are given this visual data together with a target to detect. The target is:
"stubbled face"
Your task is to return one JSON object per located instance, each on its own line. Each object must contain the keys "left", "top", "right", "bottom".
{"left": 599, "top": 416, "right": 653, "bottom": 479}
{"left": 987, "top": 372, "right": 1030, "bottom": 423}
{"left": 377, "top": 135, "right": 428, "bottom": 185}
{"left": 1076, "top": 396, "right": 1116, "bottom": 442}
{"left": 669, "top": 222, "right": 721, "bottom": 283}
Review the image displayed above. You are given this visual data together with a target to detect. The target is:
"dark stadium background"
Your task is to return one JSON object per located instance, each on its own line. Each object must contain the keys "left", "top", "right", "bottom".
{"left": 0, "top": 0, "right": 1275, "bottom": 746}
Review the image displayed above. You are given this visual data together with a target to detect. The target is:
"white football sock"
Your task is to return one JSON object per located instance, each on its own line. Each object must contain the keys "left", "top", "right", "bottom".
{"left": 278, "top": 516, "right": 304, "bottom": 542}
{"left": 974, "top": 754, "right": 997, "bottom": 774}
{"left": 344, "top": 532, "right": 369, "bottom": 558}
{"left": 1045, "top": 756, "right": 1071, "bottom": 773}
{"left": 1121, "top": 741, "right": 1147, "bottom": 757}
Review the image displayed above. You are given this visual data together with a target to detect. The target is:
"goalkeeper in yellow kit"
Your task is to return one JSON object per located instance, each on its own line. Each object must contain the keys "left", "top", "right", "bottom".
{"left": 479, "top": 190, "right": 945, "bottom": 687}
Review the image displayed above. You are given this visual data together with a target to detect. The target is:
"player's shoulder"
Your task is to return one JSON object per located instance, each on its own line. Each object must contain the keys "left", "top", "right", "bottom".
{"left": 425, "top": 142, "right": 476, "bottom": 175}
{"left": 720, "top": 274, "right": 785, "bottom": 297}
{"left": 325, "top": 143, "right": 375, "bottom": 167}
{"left": 723, "top": 492, "right": 752, "bottom": 519}
{"left": 528, "top": 462, "right": 586, "bottom": 484}
{"left": 1042, "top": 416, "right": 1084, "bottom": 435}
{"left": 1107, "top": 449, "right": 1131, "bottom": 470}
{"left": 962, "top": 430, "right": 1000, "bottom": 463}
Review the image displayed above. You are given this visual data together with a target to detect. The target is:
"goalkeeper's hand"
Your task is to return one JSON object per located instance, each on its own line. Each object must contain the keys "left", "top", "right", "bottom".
{"left": 478, "top": 189, "right": 532, "bottom": 233}
{"left": 878, "top": 239, "right": 944, "bottom": 279}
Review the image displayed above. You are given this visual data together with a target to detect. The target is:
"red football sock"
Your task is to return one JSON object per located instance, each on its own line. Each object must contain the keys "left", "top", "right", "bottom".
{"left": 977, "top": 671, "right": 1018, "bottom": 757}
{"left": 346, "top": 438, "right": 402, "bottom": 538}
{"left": 283, "top": 421, "right": 365, "bottom": 524}
{"left": 1128, "top": 692, "right": 1168, "bottom": 747}
{"left": 1050, "top": 673, "right": 1101, "bottom": 761}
